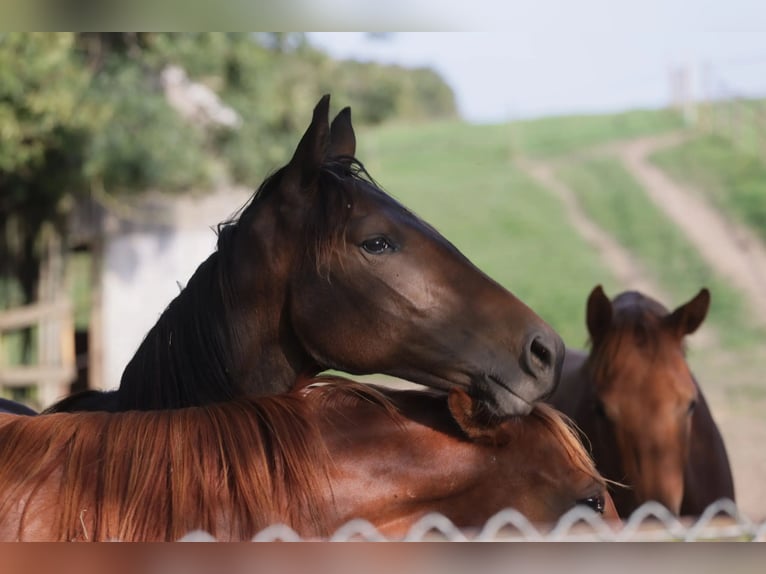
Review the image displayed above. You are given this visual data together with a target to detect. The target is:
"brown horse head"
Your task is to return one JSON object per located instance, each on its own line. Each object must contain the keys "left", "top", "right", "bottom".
{"left": 442, "top": 388, "right": 616, "bottom": 526}
{"left": 217, "top": 95, "right": 564, "bottom": 415}
{"left": 584, "top": 285, "right": 710, "bottom": 514}
{"left": 319, "top": 383, "right": 616, "bottom": 536}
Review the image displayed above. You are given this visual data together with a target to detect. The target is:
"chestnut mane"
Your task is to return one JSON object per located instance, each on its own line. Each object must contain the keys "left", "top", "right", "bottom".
{"left": 0, "top": 381, "right": 395, "bottom": 541}
{"left": 0, "top": 378, "right": 602, "bottom": 541}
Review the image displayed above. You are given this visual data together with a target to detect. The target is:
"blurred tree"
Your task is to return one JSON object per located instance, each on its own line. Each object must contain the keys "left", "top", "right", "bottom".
{"left": 0, "top": 33, "right": 92, "bottom": 306}
{"left": 0, "top": 33, "right": 214, "bottom": 311}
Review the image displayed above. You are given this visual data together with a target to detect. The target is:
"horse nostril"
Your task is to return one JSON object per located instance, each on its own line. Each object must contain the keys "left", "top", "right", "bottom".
{"left": 521, "top": 331, "right": 563, "bottom": 393}
{"left": 529, "top": 335, "right": 554, "bottom": 373}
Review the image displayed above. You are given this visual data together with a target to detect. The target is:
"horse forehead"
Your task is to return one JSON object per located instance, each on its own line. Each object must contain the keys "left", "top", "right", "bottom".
{"left": 596, "top": 335, "right": 695, "bottom": 400}
{"left": 352, "top": 190, "right": 428, "bottom": 227}
{"left": 600, "top": 357, "right": 696, "bottom": 414}
{"left": 351, "top": 199, "right": 454, "bottom": 254}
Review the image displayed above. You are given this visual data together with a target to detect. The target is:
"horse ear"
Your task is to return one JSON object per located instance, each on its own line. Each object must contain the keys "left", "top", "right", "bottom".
{"left": 282, "top": 94, "right": 331, "bottom": 193}
{"left": 448, "top": 389, "right": 511, "bottom": 446}
{"left": 328, "top": 106, "right": 356, "bottom": 159}
{"left": 586, "top": 285, "right": 613, "bottom": 343}
{"left": 665, "top": 288, "right": 710, "bottom": 337}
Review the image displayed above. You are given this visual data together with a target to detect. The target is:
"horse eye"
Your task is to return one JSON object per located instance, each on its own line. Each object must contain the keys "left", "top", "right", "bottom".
{"left": 361, "top": 237, "right": 393, "bottom": 254}
{"left": 577, "top": 495, "right": 605, "bottom": 514}
{"left": 594, "top": 400, "right": 607, "bottom": 418}
{"left": 688, "top": 399, "right": 698, "bottom": 414}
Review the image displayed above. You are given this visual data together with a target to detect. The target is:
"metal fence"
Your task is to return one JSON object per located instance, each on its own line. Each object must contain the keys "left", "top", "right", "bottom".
{"left": 178, "top": 499, "right": 766, "bottom": 542}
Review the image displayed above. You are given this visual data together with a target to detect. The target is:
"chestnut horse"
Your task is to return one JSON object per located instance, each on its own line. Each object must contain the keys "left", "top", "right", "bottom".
{"left": 0, "top": 377, "right": 615, "bottom": 541}
{"left": 549, "top": 286, "right": 735, "bottom": 517}
{"left": 48, "top": 95, "right": 563, "bottom": 416}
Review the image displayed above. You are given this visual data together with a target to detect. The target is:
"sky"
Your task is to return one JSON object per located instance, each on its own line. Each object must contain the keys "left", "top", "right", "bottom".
{"left": 307, "top": 2, "right": 766, "bottom": 123}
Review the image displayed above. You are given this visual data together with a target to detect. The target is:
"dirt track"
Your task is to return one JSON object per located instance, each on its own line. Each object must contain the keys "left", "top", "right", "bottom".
{"left": 518, "top": 133, "right": 766, "bottom": 521}
{"left": 618, "top": 133, "right": 766, "bottom": 324}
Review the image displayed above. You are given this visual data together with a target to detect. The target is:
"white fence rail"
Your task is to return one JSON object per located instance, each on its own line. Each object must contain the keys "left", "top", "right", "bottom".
{"left": 178, "top": 499, "right": 765, "bottom": 542}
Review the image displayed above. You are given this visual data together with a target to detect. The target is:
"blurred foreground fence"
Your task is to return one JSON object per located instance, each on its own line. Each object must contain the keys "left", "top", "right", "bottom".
{"left": 179, "top": 499, "right": 766, "bottom": 542}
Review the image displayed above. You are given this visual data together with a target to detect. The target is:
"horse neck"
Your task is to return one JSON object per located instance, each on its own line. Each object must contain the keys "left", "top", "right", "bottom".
{"left": 317, "top": 388, "right": 482, "bottom": 532}
{"left": 119, "top": 228, "right": 309, "bottom": 409}
{"left": 223, "top": 222, "right": 315, "bottom": 397}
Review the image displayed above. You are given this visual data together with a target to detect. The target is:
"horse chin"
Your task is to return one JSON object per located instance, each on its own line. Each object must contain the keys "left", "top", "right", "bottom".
{"left": 475, "top": 374, "right": 536, "bottom": 417}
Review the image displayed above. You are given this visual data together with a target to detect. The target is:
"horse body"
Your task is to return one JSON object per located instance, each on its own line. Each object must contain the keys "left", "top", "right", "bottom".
{"left": 549, "top": 286, "right": 735, "bottom": 517}
{"left": 0, "top": 398, "right": 37, "bottom": 416}
{"left": 0, "top": 377, "right": 615, "bottom": 541}
{"left": 48, "top": 95, "right": 563, "bottom": 417}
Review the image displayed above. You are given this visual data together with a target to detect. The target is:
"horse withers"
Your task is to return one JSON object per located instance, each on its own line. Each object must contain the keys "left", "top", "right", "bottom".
{"left": 0, "top": 376, "right": 615, "bottom": 541}
{"left": 50, "top": 95, "right": 563, "bottom": 416}
{"left": 549, "top": 285, "right": 735, "bottom": 517}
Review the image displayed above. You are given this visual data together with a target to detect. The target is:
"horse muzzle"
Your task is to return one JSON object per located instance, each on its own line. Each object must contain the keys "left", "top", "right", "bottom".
{"left": 473, "top": 330, "right": 565, "bottom": 417}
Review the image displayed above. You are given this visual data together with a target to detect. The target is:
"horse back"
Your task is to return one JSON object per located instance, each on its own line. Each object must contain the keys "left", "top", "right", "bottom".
{"left": 0, "top": 398, "right": 37, "bottom": 416}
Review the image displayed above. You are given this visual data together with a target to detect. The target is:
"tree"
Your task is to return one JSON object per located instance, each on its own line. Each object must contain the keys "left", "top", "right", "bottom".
{"left": 0, "top": 33, "right": 93, "bottom": 306}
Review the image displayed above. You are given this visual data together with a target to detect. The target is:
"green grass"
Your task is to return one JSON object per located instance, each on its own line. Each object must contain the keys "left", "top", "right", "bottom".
{"left": 506, "top": 108, "right": 686, "bottom": 158}
{"left": 698, "top": 98, "right": 766, "bottom": 158}
{"left": 359, "top": 121, "right": 617, "bottom": 347}
{"left": 0, "top": 277, "right": 35, "bottom": 368}
{"left": 651, "top": 133, "right": 766, "bottom": 244}
{"left": 555, "top": 157, "right": 761, "bottom": 348}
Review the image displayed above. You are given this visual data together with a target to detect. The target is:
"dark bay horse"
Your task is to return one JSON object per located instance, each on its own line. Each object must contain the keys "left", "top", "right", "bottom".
{"left": 0, "top": 398, "right": 37, "bottom": 416}
{"left": 549, "top": 286, "right": 735, "bottom": 517}
{"left": 49, "top": 95, "right": 563, "bottom": 416}
{"left": 0, "top": 377, "right": 615, "bottom": 541}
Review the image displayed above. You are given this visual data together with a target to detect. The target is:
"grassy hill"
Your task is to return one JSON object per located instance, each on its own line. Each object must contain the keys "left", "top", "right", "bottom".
{"left": 651, "top": 133, "right": 766, "bottom": 245}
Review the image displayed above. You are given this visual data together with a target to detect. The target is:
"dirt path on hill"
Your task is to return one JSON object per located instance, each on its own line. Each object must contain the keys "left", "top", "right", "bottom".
{"left": 517, "top": 157, "right": 669, "bottom": 300}
{"left": 614, "top": 132, "right": 766, "bottom": 325}
{"left": 518, "top": 132, "right": 766, "bottom": 521}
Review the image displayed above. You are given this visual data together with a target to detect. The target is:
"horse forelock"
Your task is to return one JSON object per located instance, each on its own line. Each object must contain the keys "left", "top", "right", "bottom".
{"left": 587, "top": 297, "right": 672, "bottom": 388}
{"left": 0, "top": 394, "right": 335, "bottom": 541}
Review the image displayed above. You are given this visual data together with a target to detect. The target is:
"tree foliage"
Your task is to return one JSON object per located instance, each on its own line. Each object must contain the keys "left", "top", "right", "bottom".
{"left": 0, "top": 33, "right": 93, "bottom": 303}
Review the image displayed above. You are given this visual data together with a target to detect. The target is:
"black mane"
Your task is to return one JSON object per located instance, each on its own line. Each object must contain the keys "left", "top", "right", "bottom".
{"left": 117, "top": 248, "right": 238, "bottom": 410}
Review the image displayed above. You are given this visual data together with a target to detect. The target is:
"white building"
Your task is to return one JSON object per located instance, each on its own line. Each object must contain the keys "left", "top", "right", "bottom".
{"left": 98, "top": 188, "right": 252, "bottom": 390}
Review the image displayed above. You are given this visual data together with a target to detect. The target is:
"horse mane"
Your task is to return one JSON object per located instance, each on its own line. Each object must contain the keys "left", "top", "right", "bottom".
{"left": 1, "top": 384, "right": 398, "bottom": 541}
{"left": 116, "top": 247, "right": 239, "bottom": 409}
{"left": 526, "top": 403, "right": 605, "bottom": 486}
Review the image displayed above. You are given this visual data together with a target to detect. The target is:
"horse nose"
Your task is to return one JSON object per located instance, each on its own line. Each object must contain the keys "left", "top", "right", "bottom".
{"left": 522, "top": 331, "right": 563, "bottom": 394}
